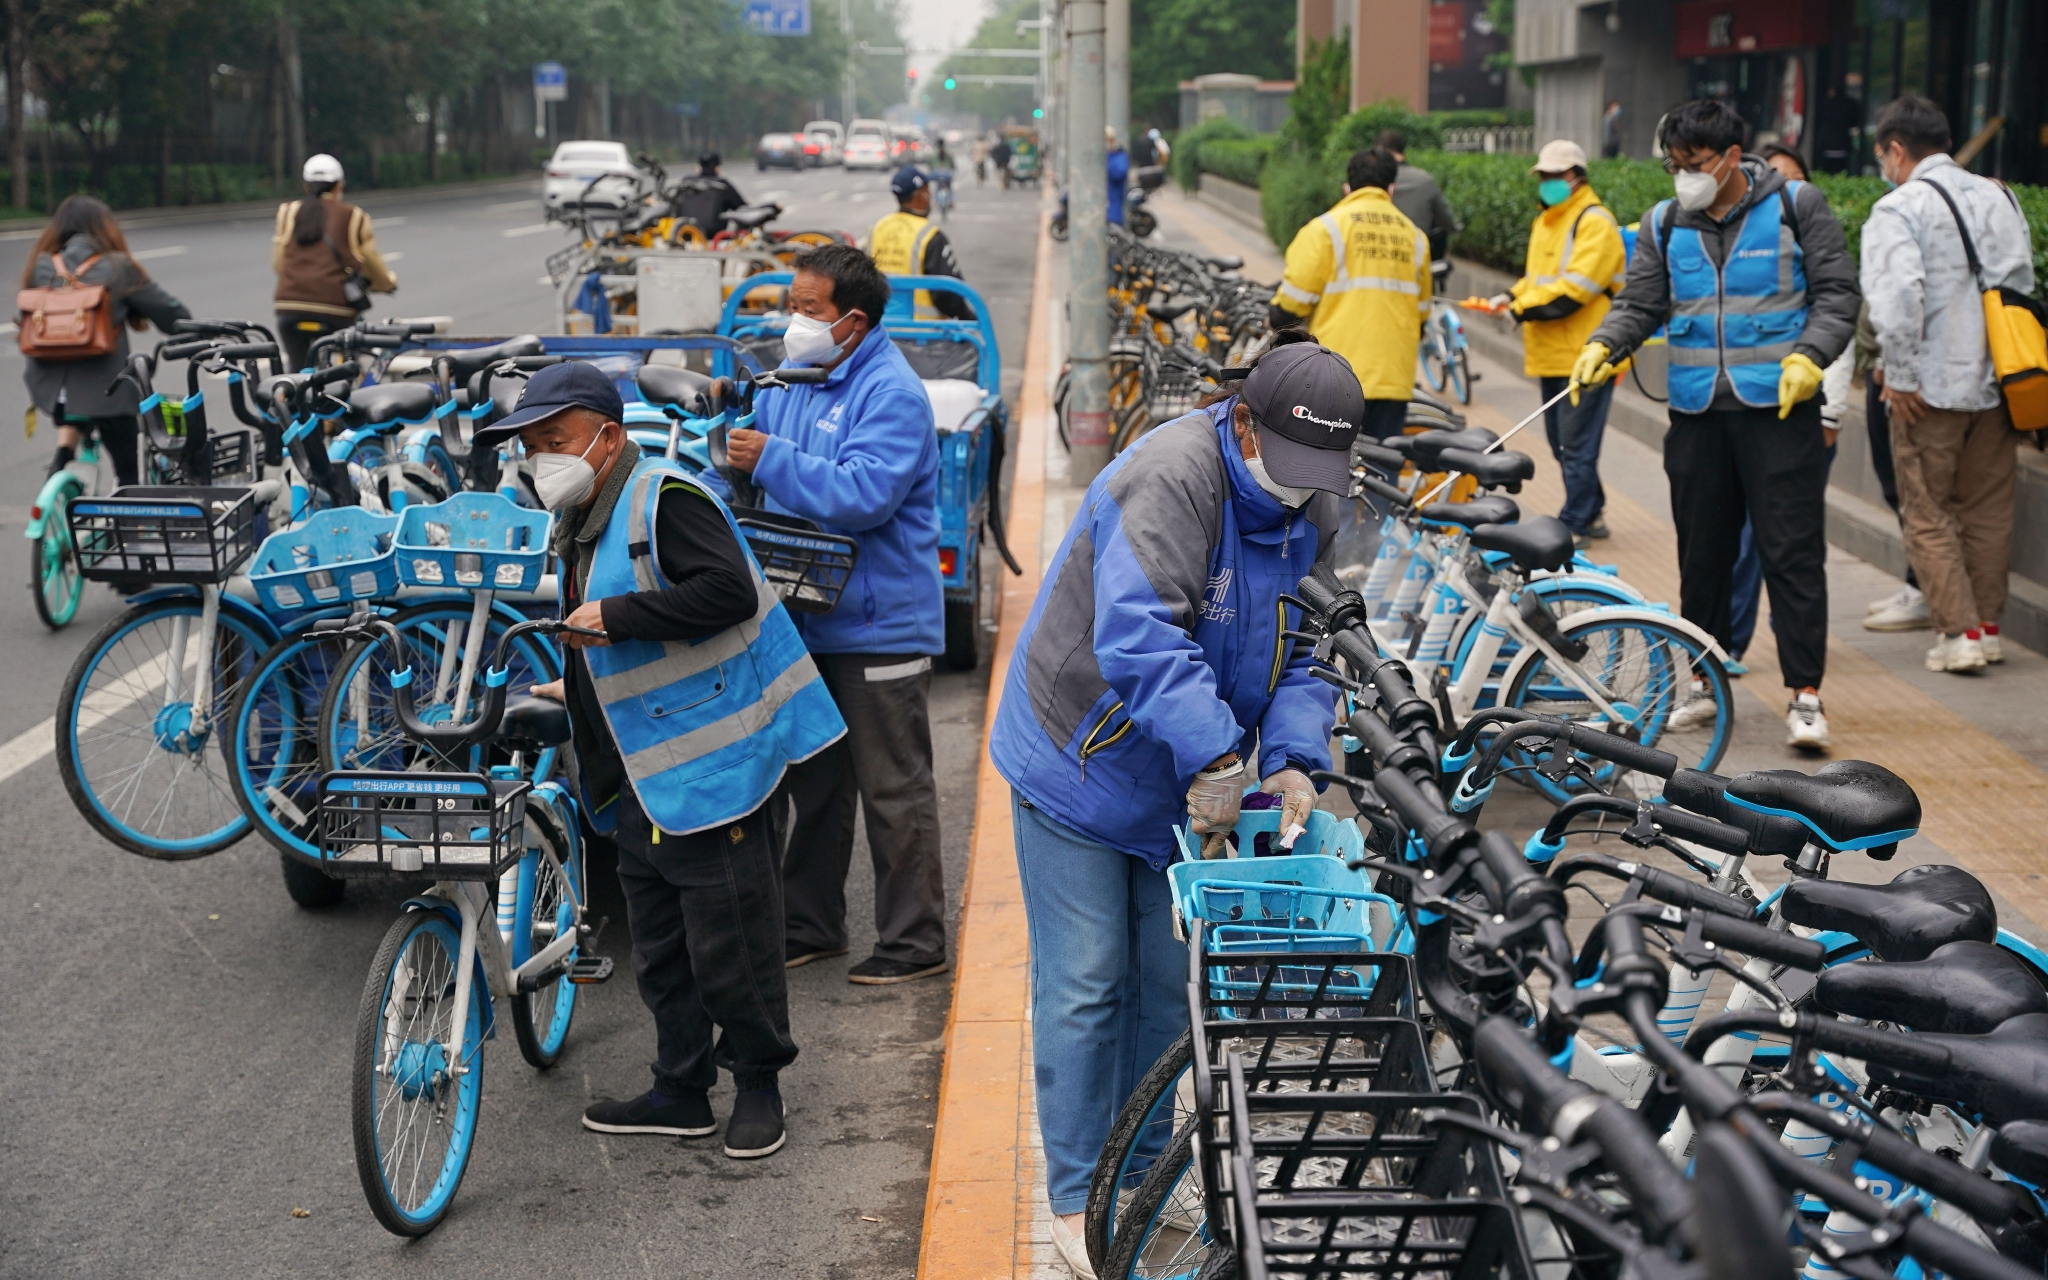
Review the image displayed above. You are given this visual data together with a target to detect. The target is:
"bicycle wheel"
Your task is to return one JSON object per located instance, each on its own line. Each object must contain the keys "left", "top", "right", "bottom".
{"left": 317, "top": 599, "right": 562, "bottom": 779}
{"left": 30, "top": 492, "right": 84, "bottom": 630}
{"left": 1439, "top": 578, "right": 1642, "bottom": 700}
{"left": 1100, "top": 1125, "right": 1208, "bottom": 1280}
{"left": 352, "top": 909, "right": 484, "bottom": 1236}
{"left": 1420, "top": 347, "right": 1449, "bottom": 393}
{"left": 1500, "top": 613, "right": 1732, "bottom": 802}
{"left": 57, "top": 598, "right": 270, "bottom": 858}
{"left": 1087, "top": 1031, "right": 1196, "bottom": 1271}
{"left": 1449, "top": 347, "right": 1472, "bottom": 404}
{"left": 228, "top": 630, "right": 351, "bottom": 865}
{"left": 510, "top": 800, "right": 582, "bottom": 1069}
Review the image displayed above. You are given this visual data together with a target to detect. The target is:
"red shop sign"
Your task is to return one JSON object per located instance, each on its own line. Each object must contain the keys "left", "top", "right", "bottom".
{"left": 1674, "top": 0, "right": 1828, "bottom": 59}
{"left": 1429, "top": 3, "right": 1466, "bottom": 67}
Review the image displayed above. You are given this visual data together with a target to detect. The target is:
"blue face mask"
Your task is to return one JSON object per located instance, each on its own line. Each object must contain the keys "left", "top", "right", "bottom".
{"left": 1538, "top": 178, "right": 1572, "bottom": 207}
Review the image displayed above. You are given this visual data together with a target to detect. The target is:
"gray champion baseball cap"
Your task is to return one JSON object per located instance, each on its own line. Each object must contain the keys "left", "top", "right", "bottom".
{"left": 1238, "top": 340, "right": 1366, "bottom": 494}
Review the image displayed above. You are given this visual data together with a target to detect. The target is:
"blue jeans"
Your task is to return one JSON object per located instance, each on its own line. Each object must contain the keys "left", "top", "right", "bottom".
{"left": 1012, "top": 795, "right": 1185, "bottom": 1215}
{"left": 1539, "top": 375, "right": 1612, "bottom": 534}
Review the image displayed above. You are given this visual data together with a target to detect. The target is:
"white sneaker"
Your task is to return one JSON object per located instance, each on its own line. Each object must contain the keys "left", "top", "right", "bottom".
{"left": 1926, "top": 633, "right": 1987, "bottom": 672}
{"left": 1785, "top": 692, "right": 1830, "bottom": 749}
{"left": 1982, "top": 630, "right": 2005, "bottom": 663}
{"left": 1666, "top": 679, "right": 1720, "bottom": 731}
{"left": 1864, "top": 586, "right": 1931, "bottom": 632}
{"left": 1049, "top": 1212, "right": 1097, "bottom": 1279}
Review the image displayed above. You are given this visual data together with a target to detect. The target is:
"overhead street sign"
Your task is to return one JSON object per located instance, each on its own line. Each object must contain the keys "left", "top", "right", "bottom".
{"left": 742, "top": 0, "right": 811, "bottom": 35}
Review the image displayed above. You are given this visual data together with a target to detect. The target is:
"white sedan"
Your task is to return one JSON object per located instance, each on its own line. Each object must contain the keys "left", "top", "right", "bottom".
{"left": 543, "top": 140, "right": 644, "bottom": 216}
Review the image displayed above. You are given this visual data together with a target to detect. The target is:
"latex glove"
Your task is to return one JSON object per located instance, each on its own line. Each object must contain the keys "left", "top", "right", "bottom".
{"left": 1568, "top": 342, "right": 1616, "bottom": 405}
{"left": 1777, "top": 352, "right": 1824, "bottom": 420}
{"left": 1186, "top": 759, "right": 1246, "bottom": 859}
{"left": 1260, "top": 769, "right": 1316, "bottom": 848}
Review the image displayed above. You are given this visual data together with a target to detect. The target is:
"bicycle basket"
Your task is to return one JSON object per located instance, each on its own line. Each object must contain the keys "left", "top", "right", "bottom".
{"left": 735, "top": 513, "right": 857, "bottom": 613}
{"left": 67, "top": 485, "right": 260, "bottom": 583}
{"left": 315, "top": 771, "right": 530, "bottom": 880}
{"left": 248, "top": 508, "right": 401, "bottom": 613}
{"left": 1168, "top": 852, "right": 1395, "bottom": 949}
{"left": 1173, "top": 808, "right": 1367, "bottom": 865}
{"left": 395, "top": 491, "right": 552, "bottom": 592}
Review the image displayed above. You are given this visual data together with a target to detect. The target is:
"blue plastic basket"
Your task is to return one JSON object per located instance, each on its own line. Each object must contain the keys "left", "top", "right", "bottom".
{"left": 247, "top": 508, "right": 401, "bottom": 612}
{"left": 1172, "top": 807, "right": 1365, "bottom": 865}
{"left": 1168, "top": 854, "right": 1398, "bottom": 949}
{"left": 395, "top": 492, "right": 552, "bottom": 592}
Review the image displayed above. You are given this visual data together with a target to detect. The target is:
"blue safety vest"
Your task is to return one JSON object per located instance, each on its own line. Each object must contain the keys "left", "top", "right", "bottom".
{"left": 575, "top": 456, "right": 845, "bottom": 835}
{"left": 1657, "top": 182, "right": 1807, "bottom": 414}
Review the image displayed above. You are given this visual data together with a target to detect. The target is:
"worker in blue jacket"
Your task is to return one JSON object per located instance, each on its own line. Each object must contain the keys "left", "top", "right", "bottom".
{"left": 988, "top": 333, "right": 1356, "bottom": 1272}
{"left": 720, "top": 242, "right": 951, "bottom": 987}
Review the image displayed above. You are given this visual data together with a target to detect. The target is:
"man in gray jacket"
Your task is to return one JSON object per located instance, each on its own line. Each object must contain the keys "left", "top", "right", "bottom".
{"left": 1572, "top": 98, "right": 1859, "bottom": 749}
{"left": 1376, "top": 130, "right": 1459, "bottom": 260}
{"left": 1860, "top": 95, "right": 2033, "bottom": 674}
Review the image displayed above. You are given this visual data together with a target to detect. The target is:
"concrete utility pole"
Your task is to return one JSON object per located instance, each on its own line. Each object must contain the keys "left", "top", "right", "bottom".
{"left": 278, "top": 4, "right": 306, "bottom": 171}
{"left": 1104, "top": 0, "right": 1128, "bottom": 148}
{"left": 840, "top": 0, "right": 856, "bottom": 123}
{"left": 7, "top": 0, "right": 26, "bottom": 211}
{"left": 1065, "top": 0, "right": 1110, "bottom": 485}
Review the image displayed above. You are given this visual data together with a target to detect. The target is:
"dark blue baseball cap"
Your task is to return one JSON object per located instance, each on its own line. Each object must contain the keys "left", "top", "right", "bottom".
{"left": 471, "top": 361, "right": 624, "bottom": 447}
{"left": 890, "top": 165, "right": 928, "bottom": 197}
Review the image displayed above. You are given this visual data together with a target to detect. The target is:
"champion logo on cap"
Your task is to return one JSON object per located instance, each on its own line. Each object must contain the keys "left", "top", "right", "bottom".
{"left": 1292, "top": 404, "right": 1350, "bottom": 432}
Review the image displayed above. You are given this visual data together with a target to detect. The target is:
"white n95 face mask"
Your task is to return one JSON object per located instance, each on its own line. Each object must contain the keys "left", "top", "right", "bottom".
{"left": 532, "top": 430, "right": 606, "bottom": 510}
{"left": 1244, "top": 455, "right": 1317, "bottom": 508}
{"left": 783, "top": 312, "right": 847, "bottom": 366}
{"left": 1672, "top": 158, "right": 1725, "bottom": 212}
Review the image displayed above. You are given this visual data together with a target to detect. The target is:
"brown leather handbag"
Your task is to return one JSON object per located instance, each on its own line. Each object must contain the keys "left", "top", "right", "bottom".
{"left": 17, "top": 253, "right": 119, "bottom": 361}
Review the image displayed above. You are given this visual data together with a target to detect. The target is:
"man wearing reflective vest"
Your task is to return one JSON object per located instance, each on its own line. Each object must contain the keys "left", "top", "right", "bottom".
{"left": 1270, "top": 147, "right": 1431, "bottom": 440}
{"left": 866, "top": 165, "right": 975, "bottom": 321}
{"left": 1496, "top": 139, "right": 1627, "bottom": 546}
{"left": 476, "top": 362, "right": 845, "bottom": 1161}
{"left": 1574, "top": 99, "right": 1859, "bottom": 750}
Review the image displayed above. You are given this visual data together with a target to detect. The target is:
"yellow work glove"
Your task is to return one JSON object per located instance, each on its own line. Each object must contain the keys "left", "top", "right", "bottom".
{"left": 1260, "top": 768, "right": 1316, "bottom": 849}
{"left": 1777, "top": 352, "right": 1825, "bottom": 420}
{"left": 1186, "top": 758, "right": 1246, "bottom": 859}
{"left": 1567, "top": 342, "right": 1616, "bottom": 405}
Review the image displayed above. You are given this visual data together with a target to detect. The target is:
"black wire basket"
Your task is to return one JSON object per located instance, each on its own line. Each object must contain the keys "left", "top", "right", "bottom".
{"left": 734, "top": 512, "right": 858, "bottom": 614}
{"left": 67, "top": 485, "right": 260, "bottom": 583}
{"left": 313, "top": 770, "right": 531, "bottom": 880}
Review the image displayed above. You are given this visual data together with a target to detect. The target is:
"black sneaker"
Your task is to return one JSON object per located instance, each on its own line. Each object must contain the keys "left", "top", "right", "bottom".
{"left": 581, "top": 1089, "right": 716, "bottom": 1137}
{"left": 1584, "top": 519, "right": 1611, "bottom": 540}
{"left": 847, "top": 955, "right": 951, "bottom": 985}
{"left": 786, "top": 940, "right": 849, "bottom": 969}
{"left": 724, "top": 1089, "right": 786, "bottom": 1158}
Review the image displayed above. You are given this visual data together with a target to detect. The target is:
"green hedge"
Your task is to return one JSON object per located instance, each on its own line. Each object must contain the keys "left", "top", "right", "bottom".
{"left": 1169, "top": 116, "right": 1255, "bottom": 192}
{"left": 1196, "top": 137, "right": 1276, "bottom": 188}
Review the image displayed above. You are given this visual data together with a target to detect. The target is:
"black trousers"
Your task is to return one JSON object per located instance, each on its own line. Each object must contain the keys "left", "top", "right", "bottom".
{"left": 59, "top": 412, "right": 139, "bottom": 486}
{"left": 613, "top": 784, "right": 797, "bottom": 1096}
{"left": 276, "top": 311, "right": 349, "bottom": 371}
{"left": 779, "top": 653, "right": 947, "bottom": 966}
{"left": 1865, "top": 377, "right": 1917, "bottom": 589}
{"left": 1360, "top": 399, "right": 1407, "bottom": 442}
{"left": 1663, "top": 400, "right": 1830, "bottom": 690}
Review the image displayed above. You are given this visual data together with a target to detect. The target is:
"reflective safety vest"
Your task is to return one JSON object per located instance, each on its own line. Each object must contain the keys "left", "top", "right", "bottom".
{"left": 1658, "top": 182, "right": 1808, "bottom": 414}
{"left": 576, "top": 456, "right": 846, "bottom": 835}
{"left": 1271, "top": 186, "right": 1431, "bottom": 400}
{"left": 869, "top": 209, "right": 939, "bottom": 318}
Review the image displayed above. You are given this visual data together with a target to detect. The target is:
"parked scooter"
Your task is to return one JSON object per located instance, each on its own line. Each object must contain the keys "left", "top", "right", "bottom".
{"left": 1051, "top": 165, "right": 1164, "bottom": 241}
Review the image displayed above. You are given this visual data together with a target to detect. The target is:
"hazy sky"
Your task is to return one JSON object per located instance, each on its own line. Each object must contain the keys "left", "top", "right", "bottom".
{"left": 898, "top": 0, "right": 1001, "bottom": 81}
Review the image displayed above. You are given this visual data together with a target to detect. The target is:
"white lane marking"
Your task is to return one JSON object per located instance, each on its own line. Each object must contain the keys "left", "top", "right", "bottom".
{"left": 758, "top": 190, "right": 791, "bottom": 203}
{"left": 382, "top": 251, "right": 405, "bottom": 262}
{"left": 814, "top": 189, "right": 840, "bottom": 202}
{"left": 487, "top": 199, "right": 540, "bottom": 212}
{"left": 503, "top": 223, "right": 559, "bottom": 238}
{"left": 536, "top": 276, "right": 556, "bottom": 286}
{"left": 0, "top": 645, "right": 187, "bottom": 790}
{"left": 0, "top": 322, "right": 16, "bottom": 335}
{"left": 377, "top": 216, "right": 407, "bottom": 227}
{"left": 130, "top": 245, "right": 189, "bottom": 262}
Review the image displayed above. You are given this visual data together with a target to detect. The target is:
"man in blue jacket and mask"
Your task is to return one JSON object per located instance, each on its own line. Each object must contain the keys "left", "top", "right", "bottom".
{"left": 721, "top": 243, "right": 950, "bottom": 986}
{"left": 989, "top": 332, "right": 1352, "bottom": 1273}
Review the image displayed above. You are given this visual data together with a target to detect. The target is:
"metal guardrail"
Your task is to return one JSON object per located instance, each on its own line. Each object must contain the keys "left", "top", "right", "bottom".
{"left": 1440, "top": 126, "right": 1535, "bottom": 156}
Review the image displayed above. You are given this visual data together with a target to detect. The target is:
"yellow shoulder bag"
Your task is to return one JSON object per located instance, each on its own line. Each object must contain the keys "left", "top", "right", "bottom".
{"left": 1921, "top": 176, "right": 2048, "bottom": 431}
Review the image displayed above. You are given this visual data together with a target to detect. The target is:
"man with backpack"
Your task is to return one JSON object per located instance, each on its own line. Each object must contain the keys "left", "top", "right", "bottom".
{"left": 1861, "top": 95, "right": 2034, "bottom": 675}
{"left": 1570, "top": 99, "right": 1860, "bottom": 750}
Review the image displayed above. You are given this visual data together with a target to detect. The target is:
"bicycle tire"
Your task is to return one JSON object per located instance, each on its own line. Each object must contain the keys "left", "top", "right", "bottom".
{"left": 279, "top": 849, "right": 346, "bottom": 908}
{"left": 510, "top": 801, "right": 581, "bottom": 1069}
{"left": 228, "top": 630, "right": 351, "bottom": 864}
{"left": 351, "top": 909, "right": 484, "bottom": 1236}
{"left": 1087, "top": 1030, "right": 1195, "bottom": 1271}
{"left": 1451, "top": 347, "right": 1472, "bottom": 404}
{"left": 57, "top": 598, "right": 270, "bottom": 859}
{"left": 1099, "top": 1124, "right": 1207, "bottom": 1280}
{"left": 30, "top": 491, "right": 83, "bottom": 630}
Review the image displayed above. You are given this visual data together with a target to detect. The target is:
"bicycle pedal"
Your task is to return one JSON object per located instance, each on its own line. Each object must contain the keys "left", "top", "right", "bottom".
{"left": 567, "top": 956, "right": 614, "bottom": 985}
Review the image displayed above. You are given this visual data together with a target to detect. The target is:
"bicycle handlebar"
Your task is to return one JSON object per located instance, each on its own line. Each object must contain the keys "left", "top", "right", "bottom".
{"left": 210, "top": 342, "right": 280, "bottom": 363}
{"left": 1746, "top": 1094, "right": 2023, "bottom": 1226}
{"left": 1550, "top": 851, "right": 1754, "bottom": 919}
{"left": 158, "top": 338, "right": 218, "bottom": 361}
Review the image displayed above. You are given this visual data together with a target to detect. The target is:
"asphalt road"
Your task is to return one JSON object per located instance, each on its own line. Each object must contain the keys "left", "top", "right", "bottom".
{"left": 0, "top": 164, "right": 1042, "bottom": 1277}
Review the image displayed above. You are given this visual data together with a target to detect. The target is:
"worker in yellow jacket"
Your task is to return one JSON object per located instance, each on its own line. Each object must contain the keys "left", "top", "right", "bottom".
{"left": 1271, "top": 147, "right": 1431, "bottom": 438}
{"left": 865, "top": 165, "right": 974, "bottom": 321}
{"left": 1492, "top": 139, "right": 1627, "bottom": 544}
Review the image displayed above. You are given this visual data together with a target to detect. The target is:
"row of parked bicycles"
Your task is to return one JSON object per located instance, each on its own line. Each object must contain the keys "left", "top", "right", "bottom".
{"left": 1082, "top": 529, "right": 2048, "bottom": 1279}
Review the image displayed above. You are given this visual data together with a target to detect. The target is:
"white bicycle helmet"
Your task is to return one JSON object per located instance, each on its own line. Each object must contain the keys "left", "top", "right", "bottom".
{"left": 302, "top": 153, "right": 344, "bottom": 183}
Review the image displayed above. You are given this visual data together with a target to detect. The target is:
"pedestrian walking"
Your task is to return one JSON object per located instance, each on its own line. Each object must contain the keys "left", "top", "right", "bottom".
{"left": 272, "top": 154, "right": 397, "bottom": 370}
{"left": 1270, "top": 147, "right": 1431, "bottom": 440}
{"left": 1859, "top": 300, "right": 1928, "bottom": 631}
{"left": 715, "top": 244, "right": 952, "bottom": 987}
{"left": 990, "top": 333, "right": 1353, "bottom": 1278}
{"left": 1105, "top": 126, "right": 1131, "bottom": 226}
{"left": 1492, "top": 139, "right": 1627, "bottom": 546}
{"left": 972, "top": 134, "right": 990, "bottom": 186}
{"left": 1601, "top": 100, "right": 1624, "bottom": 159}
{"left": 992, "top": 135, "right": 1013, "bottom": 191}
{"left": 1572, "top": 98, "right": 1860, "bottom": 749}
{"left": 477, "top": 363, "right": 845, "bottom": 1161}
{"left": 22, "top": 195, "right": 191, "bottom": 486}
{"left": 1861, "top": 94, "right": 2033, "bottom": 672}
{"left": 1374, "top": 129, "right": 1459, "bottom": 261}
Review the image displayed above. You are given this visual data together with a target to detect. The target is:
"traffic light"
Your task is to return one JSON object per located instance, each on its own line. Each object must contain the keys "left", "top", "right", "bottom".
{"left": 907, "top": 68, "right": 918, "bottom": 82}
{"left": 943, "top": 77, "right": 956, "bottom": 91}
{"left": 1032, "top": 107, "right": 1044, "bottom": 118}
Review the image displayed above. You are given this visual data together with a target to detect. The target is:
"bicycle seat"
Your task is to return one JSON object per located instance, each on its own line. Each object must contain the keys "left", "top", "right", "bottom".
{"left": 439, "top": 336, "right": 545, "bottom": 383}
{"left": 349, "top": 382, "right": 438, "bottom": 428}
{"left": 1994, "top": 1120, "right": 2048, "bottom": 1186}
{"left": 1660, "top": 768, "right": 1810, "bottom": 857}
{"left": 1402, "top": 428, "right": 1501, "bottom": 469}
{"left": 1418, "top": 495, "right": 1519, "bottom": 529}
{"left": 1205, "top": 255, "right": 1243, "bottom": 270}
{"left": 1780, "top": 863, "right": 1994, "bottom": 962}
{"left": 1816, "top": 941, "right": 2048, "bottom": 1034}
{"left": 1724, "top": 759, "right": 1921, "bottom": 854}
{"left": 1468, "top": 517, "right": 1574, "bottom": 574}
{"left": 1149, "top": 300, "right": 1198, "bottom": 323}
{"left": 1436, "top": 446, "right": 1535, "bottom": 492}
{"left": 638, "top": 366, "right": 722, "bottom": 416}
{"left": 497, "top": 695, "right": 572, "bottom": 748}
{"left": 723, "top": 204, "right": 779, "bottom": 231}
{"left": 1866, "top": 1012, "right": 2048, "bottom": 1127}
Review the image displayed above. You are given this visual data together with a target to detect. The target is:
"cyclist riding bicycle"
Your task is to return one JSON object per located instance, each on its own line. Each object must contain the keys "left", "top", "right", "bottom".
{"left": 272, "top": 154, "right": 399, "bottom": 370}
{"left": 866, "top": 165, "right": 974, "bottom": 320}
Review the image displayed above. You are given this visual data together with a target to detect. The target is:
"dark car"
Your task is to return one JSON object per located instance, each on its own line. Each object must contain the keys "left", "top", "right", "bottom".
{"left": 756, "top": 132, "right": 805, "bottom": 171}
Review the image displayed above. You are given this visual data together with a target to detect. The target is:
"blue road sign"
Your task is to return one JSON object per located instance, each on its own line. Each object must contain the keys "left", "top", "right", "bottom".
{"left": 533, "top": 61, "right": 566, "bottom": 89}
{"left": 741, "top": 0, "right": 811, "bottom": 36}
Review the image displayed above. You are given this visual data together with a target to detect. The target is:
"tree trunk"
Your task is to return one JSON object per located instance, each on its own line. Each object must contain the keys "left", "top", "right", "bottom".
{"left": 6, "top": 0, "right": 24, "bottom": 211}
{"left": 278, "top": 2, "right": 305, "bottom": 172}
{"left": 267, "top": 52, "right": 283, "bottom": 182}
{"left": 159, "top": 123, "right": 171, "bottom": 206}
{"left": 427, "top": 96, "right": 440, "bottom": 180}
